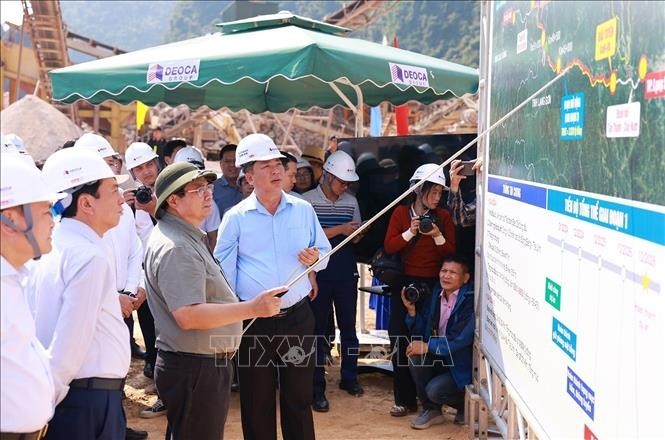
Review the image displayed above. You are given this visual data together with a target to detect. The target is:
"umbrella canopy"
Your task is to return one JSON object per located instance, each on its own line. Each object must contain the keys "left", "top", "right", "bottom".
{"left": 50, "top": 12, "right": 478, "bottom": 113}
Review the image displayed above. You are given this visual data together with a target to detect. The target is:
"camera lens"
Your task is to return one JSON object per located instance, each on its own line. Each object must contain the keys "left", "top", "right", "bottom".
{"left": 135, "top": 186, "right": 153, "bottom": 204}
{"left": 419, "top": 216, "right": 433, "bottom": 233}
{"left": 404, "top": 284, "right": 421, "bottom": 303}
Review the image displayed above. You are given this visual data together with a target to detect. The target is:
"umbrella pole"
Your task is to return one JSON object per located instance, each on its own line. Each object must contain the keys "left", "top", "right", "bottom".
{"left": 329, "top": 78, "right": 365, "bottom": 137}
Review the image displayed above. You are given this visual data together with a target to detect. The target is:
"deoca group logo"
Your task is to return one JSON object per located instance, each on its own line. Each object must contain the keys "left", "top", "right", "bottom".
{"left": 389, "top": 62, "right": 430, "bottom": 88}
{"left": 147, "top": 59, "right": 200, "bottom": 84}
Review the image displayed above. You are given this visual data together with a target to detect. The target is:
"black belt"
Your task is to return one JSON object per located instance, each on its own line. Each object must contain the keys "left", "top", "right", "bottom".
{"left": 273, "top": 297, "right": 309, "bottom": 318}
{"left": 1, "top": 425, "right": 48, "bottom": 440}
{"left": 69, "top": 377, "right": 125, "bottom": 391}
{"left": 159, "top": 350, "right": 234, "bottom": 360}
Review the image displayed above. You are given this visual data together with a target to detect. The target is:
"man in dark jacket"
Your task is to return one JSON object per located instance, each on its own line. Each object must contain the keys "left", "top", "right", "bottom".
{"left": 402, "top": 255, "right": 474, "bottom": 429}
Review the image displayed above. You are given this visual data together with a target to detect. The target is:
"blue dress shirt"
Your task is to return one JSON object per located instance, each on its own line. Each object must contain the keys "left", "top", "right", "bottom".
{"left": 212, "top": 175, "right": 242, "bottom": 216}
{"left": 214, "top": 191, "right": 331, "bottom": 308}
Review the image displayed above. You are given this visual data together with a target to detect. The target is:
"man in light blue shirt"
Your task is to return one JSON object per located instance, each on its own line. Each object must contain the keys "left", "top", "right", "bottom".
{"left": 212, "top": 144, "right": 242, "bottom": 215}
{"left": 214, "top": 133, "right": 330, "bottom": 440}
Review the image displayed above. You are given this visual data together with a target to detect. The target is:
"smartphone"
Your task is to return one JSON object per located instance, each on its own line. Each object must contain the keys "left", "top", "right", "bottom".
{"left": 459, "top": 160, "right": 476, "bottom": 176}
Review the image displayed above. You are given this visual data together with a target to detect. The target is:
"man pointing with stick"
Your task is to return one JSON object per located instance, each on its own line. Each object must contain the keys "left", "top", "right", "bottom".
{"left": 215, "top": 133, "right": 331, "bottom": 440}
{"left": 144, "top": 162, "right": 286, "bottom": 440}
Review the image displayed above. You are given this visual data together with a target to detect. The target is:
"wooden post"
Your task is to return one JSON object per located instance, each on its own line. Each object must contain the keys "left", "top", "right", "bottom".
{"left": 14, "top": 16, "right": 27, "bottom": 102}
{"left": 243, "top": 109, "right": 257, "bottom": 133}
{"left": 93, "top": 105, "right": 100, "bottom": 132}
{"left": 110, "top": 103, "right": 121, "bottom": 150}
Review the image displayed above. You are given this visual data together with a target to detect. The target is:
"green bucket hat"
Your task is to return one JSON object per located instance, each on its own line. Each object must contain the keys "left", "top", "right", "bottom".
{"left": 155, "top": 162, "right": 217, "bottom": 219}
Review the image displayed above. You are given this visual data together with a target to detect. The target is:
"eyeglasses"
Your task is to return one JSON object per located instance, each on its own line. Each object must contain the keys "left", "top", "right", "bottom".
{"left": 333, "top": 176, "right": 350, "bottom": 187}
{"left": 185, "top": 183, "right": 214, "bottom": 198}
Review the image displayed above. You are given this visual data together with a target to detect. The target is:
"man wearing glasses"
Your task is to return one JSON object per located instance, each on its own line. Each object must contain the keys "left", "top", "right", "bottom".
{"left": 302, "top": 150, "right": 365, "bottom": 412}
{"left": 144, "top": 162, "right": 285, "bottom": 439}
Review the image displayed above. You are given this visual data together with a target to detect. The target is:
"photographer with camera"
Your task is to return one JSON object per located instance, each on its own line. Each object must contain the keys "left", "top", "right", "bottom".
{"left": 121, "top": 142, "right": 163, "bottom": 418}
{"left": 402, "top": 255, "right": 474, "bottom": 429}
{"left": 384, "top": 163, "right": 456, "bottom": 418}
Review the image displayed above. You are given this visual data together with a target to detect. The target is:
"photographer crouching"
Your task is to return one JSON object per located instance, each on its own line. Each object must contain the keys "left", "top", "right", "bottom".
{"left": 383, "top": 164, "right": 456, "bottom": 417}
{"left": 402, "top": 255, "right": 474, "bottom": 429}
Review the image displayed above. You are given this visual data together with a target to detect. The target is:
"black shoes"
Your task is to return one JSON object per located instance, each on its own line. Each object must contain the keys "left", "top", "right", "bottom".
{"left": 143, "top": 362, "right": 154, "bottom": 379}
{"left": 339, "top": 381, "right": 364, "bottom": 396}
{"left": 453, "top": 409, "right": 465, "bottom": 425}
{"left": 312, "top": 393, "right": 329, "bottom": 412}
{"left": 126, "top": 427, "right": 148, "bottom": 440}
{"left": 130, "top": 341, "right": 146, "bottom": 360}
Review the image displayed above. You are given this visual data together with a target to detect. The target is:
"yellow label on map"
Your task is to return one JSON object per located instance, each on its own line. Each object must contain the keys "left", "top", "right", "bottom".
{"left": 595, "top": 17, "right": 617, "bottom": 60}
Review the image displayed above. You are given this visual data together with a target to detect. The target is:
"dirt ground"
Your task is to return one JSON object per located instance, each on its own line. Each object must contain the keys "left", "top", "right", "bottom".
{"left": 125, "top": 303, "right": 468, "bottom": 440}
{"left": 124, "top": 357, "right": 467, "bottom": 440}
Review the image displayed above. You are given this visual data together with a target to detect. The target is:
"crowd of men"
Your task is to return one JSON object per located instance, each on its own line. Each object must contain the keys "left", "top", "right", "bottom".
{"left": 1, "top": 129, "right": 477, "bottom": 440}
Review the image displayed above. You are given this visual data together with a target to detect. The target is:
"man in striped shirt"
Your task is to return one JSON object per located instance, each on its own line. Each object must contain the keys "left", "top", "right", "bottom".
{"left": 302, "top": 150, "right": 364, "bottom": 412}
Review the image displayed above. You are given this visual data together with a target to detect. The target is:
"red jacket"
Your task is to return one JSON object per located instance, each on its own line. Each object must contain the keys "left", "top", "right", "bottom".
{"left": 384, "top": 205, "right": 456, "bottom": 278}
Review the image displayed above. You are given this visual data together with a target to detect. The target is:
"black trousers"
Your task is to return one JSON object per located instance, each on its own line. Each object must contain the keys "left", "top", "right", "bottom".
{"left": 44, "top": 388, "right": 125, "bottom": 440}
{"left": 155, "top": 351, "right": 232, "bottom": 440}
{"left": 310, "top": 278, "right": 359, "bottom": 394}
{"left": 237, "top": 301, "right": 316, "bottom": 440}
{"left": 388, "top": 275, "right": 436, "bottom": 408}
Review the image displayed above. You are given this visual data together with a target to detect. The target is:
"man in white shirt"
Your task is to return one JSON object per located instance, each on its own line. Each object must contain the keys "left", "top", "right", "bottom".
{"left": 29, "top": 148, "right": 131, "bottom": 440}
{"left": 73, "top": 134, "right": 148, "bottom": 440}
{"left": 0, "top": 154, "right": 63, "bottom": 439}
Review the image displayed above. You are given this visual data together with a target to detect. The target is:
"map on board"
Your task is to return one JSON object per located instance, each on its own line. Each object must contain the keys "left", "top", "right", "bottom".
{"left": 488, "top": 0, "right": 665, "bottom": 206}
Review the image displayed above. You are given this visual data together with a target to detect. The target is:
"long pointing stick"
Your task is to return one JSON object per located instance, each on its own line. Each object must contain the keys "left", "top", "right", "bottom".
{"left": 285, "top": 66, "right": 571, "bottom": 289}
{"left": 240, "top": 66, "right": 570, "bottom": 337}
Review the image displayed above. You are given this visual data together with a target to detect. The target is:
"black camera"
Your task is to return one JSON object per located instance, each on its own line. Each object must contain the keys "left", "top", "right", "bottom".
{"left": 134, "top": 185, "right": 153, "bottom": 204}
{"left": 418, "top": 214, "right": 436, "bottom": 233}
{"left": 404, "top": 282, "right": 430, "bottom": 303}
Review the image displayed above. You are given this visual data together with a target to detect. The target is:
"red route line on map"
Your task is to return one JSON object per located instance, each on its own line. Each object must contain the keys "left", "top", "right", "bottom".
{"left": 534, "top": 14, "right": 614, "bottom": 89}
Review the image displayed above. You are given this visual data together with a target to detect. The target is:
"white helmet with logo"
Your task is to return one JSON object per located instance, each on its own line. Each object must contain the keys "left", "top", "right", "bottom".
{"left": 42, "top": 148, "right": 128, "bottom": 193}
{"left": 1, "top": 154, "right": 65, "bottom": 260}
{"left": 1, "top": 154, "right": 64, "bottom": 210}
{"left": 1, "top": 133, "right": 18, "bottom": 154}
{"left": 174, "top": 146, "right": 205, "bottom": 169}
{"left": 1, "top": 133, "right": 36, "bottom": 166}
{"left": 323, "top": 150, "right": 359, "bottom": 182}
{"left": 409, "top": 163, "right": 448, "bottom": 188}
{"left": 235, "top": 133, "right": 285, "bottom": 167}
{"left": 125, "top": 142, "right": 158, "bottom": 170}
{"left": 74, "top": 133, "right": 118, "bottom": 159}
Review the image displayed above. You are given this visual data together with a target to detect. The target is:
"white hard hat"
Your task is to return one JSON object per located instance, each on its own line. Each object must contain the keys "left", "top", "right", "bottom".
{"left": 1, "top": 133, "right": 18, "bottom": 154}
{"left": 74, "top": 133, "right": 118, "bottom": 158}
{"left": 125, "top": 142, "right": 158, "bottom": 170}
{"left": 4, "top": 133, "right": 25, "bottom": 152}
{"left": 174, "top": 146, "right": 205, "bottom": 169}
{"left": 409, "top": 163, "right": 448, "bottom": 188}
{"left": 236, "top": 133, "right": 285, "bottom": 167}
{"left": 1, "top": 154, "right": 65, "bottom": 210}
{"left": 42, "top": 148, "right": 129, "bottom": 193}
{"left": 323, "top": 150, "right": 359, "bottom": 182}
{"left": 2, "top": 133, "right": 36, "bottom": 166}
{"left": 296, "top": 157, "right": 313, "bottom": 170}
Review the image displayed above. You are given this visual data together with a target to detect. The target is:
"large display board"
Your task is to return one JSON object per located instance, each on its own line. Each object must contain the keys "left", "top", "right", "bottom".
{"left": 481, "top": 1, "right": 664, "bottom": 438}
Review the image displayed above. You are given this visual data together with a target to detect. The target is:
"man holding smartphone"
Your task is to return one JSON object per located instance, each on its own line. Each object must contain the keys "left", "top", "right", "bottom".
{"left": 447, "top": 159, "right": 481, "bottom": 227}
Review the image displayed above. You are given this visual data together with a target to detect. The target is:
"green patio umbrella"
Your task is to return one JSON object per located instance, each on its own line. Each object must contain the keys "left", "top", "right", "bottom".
{"left": 50, "top": 12, "right": 478, "bottom": 118}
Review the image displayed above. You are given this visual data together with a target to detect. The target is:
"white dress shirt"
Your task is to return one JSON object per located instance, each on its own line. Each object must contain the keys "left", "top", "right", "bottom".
{"left": 29, "top": 218, "right": 130, "bottom": 404}
{"left": 103, "top": 203, "right": 143, "bottom": 294}
{"left": 200, "top": 201, "right": 221, "bottom": 233}
{"left": 1, "top": 257, "right": 55, "bottom": 432}
{"left": 134, "top": 208, "right": 155, "bottom": 252}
